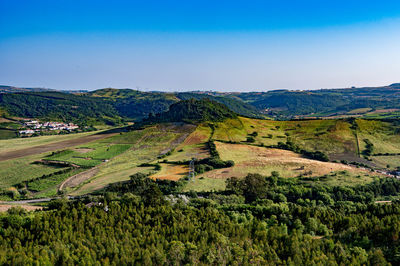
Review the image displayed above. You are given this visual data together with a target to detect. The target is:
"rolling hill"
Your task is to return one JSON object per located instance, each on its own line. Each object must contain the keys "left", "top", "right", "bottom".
{"left": 2, "top": 83, "right": 400, "bottom": 123}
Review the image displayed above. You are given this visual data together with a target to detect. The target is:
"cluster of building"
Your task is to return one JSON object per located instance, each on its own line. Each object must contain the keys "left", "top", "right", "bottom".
{"left": 19, "top": 120, "right": 79, "bottom": 135}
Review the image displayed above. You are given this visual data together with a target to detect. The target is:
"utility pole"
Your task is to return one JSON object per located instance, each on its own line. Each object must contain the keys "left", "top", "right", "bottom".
{"left": 189, "top": 158, "right": 196, "bottom": 181}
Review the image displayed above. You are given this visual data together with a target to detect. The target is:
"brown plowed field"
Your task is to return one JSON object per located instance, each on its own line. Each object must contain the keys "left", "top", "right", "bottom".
{"left": 0, "top": 132, "right": 116, "bottom": 162}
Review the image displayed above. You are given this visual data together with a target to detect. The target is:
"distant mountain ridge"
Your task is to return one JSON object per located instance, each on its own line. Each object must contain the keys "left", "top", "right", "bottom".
{"left": 0, "top": 85, "right": 54, "bottom": 93}
{"left": 1, "top": 83, "right": 400, "bottom": 122}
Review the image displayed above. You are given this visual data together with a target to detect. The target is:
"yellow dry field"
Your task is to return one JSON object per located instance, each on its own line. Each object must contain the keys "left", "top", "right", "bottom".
{"left": 0, "top": 204, "right": 43, "bottom": 212}
{"left": 151, "top": 163, "right": 189, "bottom": 181}
{"left": 201, "top": 142, "right": 364, "bottom": 179}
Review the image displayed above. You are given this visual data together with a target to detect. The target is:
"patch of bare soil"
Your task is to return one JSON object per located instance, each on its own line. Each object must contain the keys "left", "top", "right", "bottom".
{"left": 0, "top": 204, "right": 43, "bottom": 212}
{"left": 375, "top": 201, "right": 392, "bottom": 204}
{"left": 0, "top": 132, "right": 116, "bottom": 162}
{"left": 151, "top": 164, "right": 189, "bottom": 181}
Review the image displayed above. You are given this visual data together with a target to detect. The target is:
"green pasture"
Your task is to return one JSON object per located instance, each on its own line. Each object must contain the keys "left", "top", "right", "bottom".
{"left": 0, "top": 153, "right": 67, "bottom": 189}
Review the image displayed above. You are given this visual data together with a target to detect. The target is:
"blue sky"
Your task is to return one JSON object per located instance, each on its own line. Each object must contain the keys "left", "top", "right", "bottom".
{"left": 1, "top": 0, "right": 400, "bottom": 91}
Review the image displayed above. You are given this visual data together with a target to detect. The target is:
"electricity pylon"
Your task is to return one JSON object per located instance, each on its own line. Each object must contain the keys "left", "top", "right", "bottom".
{"left": 189, "top": 158, "right": 196, "bottom": 181}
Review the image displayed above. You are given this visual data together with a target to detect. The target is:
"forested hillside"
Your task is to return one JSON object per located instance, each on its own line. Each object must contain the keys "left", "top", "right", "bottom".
{"left": 1, "top": 174, "right": 400, "bottom": 264}
{"left": 0, "top": 88, "right": 263, "bottom": 124}
{"left": 89, "top": 88, "right": 264, "bottom": 120}
{"left": 88, "top": 88, "right": 179, "bottom": 120}
{"left": 176, "top": 92, "right": 264, "bottom": 118}
{"left": 0, "top": 92, "right": 121, "bottom": 125}
{"left": 2, "top": 83, "right": 400, "bottom": 122}
{"left": 145, "top": 98, "right": 237, "bottom": 123}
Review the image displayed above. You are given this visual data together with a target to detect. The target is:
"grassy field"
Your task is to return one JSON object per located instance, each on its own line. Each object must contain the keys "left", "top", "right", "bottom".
{"left": 0, "top": 129, "right": 17, "bottom": 139}
{"left": 357, "top": 119, "right": 400, "bottom": 155}
{"left": 28, "top": 168, "right": 86, "bottom": 198}
{"left": 371, "top": 156, "right": 400, "bottom": 170}
{"left": 347, "top": 108, "right": 372, "bottom": 114}
{"left": 183, "top": 177, "right": 226, "bottom": 192}
{"left": 27, "top": 168, "right": 84, "bottom": 192}
{"left": 45, "top": 143, "right": 132, "bottom": 167}
{"left": 299, "top": 170, "right": 376, "bottom": 187}
{"left": 0, "top": 130, "right": 102, "bottom": 153}
{"left": 0, "top": 127, "right": 124, "bottom": 195}
{"left": 200, "top": 142, "right": 368, "bottom": 181}
{"left": 212, "top": 117, "right": 358, "bottom": 157}
{"left": 0, "top": 153, "right": 67, "bottom": 189}
{"left": 71, "top": 124, "right": 195, "bottom": 195}
{"left": 2, "top": 118, "right": 397, "bottom": 198}
{"left": 70, "top": 167, "right": 154, "bottom": 196}
{"left": 210, "top": 117, "right": 400, "bottom": 165}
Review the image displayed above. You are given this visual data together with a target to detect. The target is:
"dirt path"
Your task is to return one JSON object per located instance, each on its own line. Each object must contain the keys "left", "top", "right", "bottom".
{"left": 0, "top": 132, "right": 117, "bottom": 162}
{"left": 59, "top": 167, "right": 100, "bottom": 191}
{"left": 58, "top": 129, "right": 154, "bottom": 193}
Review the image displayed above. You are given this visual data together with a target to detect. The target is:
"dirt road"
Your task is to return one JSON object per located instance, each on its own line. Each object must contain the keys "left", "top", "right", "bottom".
{"left": 0, "top": 132, "right": 116, "bottom": 162}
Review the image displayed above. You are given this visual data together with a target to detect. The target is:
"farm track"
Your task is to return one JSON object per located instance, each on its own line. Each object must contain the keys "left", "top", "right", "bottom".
{"left": 0, "top": 132, "right": 117, "bottom": 162}
{"left": 64, "top": 124, "right": 194, "bottom": 193}
{"left": 68, "top": 124, "right": 196, "bottom": 193}
{"left": 59, "top": 167, "right": 99, "bottom": 191}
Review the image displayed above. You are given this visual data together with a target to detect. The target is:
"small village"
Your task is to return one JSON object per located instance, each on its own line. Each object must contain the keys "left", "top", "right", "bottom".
{"left": 19, "top": 120, "right": 79, "bottom": 135}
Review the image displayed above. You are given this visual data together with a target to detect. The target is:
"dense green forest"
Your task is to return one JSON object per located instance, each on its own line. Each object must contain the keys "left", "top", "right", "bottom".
{"left": 1, "top": 173, "right": 400, "bottom": 264}
{"left": 145, "top": 98, "right": 238, "bottom": 123}
{"left": 88, "top": 88, "right": 179, "bottom": 120}
{"left": 176, "top": 92, "right": 264, "bottom": 119}
{"left": 0, "top": 92, "right": 122, "bottom": 125}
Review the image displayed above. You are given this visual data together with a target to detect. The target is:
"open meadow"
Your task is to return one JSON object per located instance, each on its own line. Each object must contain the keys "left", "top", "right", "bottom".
{"left": 212, "top": 117, "right": 358, "bottom": 158}
{"left": 0, "top": 118, "right": 397, "bottom": 198}
{"left": 0, "top": 130, "right": 106, "bottom": 153}
{"left": 70, "top": 124, "right": 195, "bottom": 195}
{"left": 0, "top": 153, "right": 66, "bottom": 189}
{"left": 199, "top": 142, "right": 369, "bottom": 182}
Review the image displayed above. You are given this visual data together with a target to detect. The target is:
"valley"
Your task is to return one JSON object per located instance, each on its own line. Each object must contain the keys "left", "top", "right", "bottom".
{"left": 1, "top": 95, "right": 400, "bottom": 265}
{"left": 1, "top": 111, "right": 398, "bottom": 200}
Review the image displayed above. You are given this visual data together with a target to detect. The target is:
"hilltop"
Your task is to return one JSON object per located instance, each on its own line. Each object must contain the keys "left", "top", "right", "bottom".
{"left": 145, "top": 98, "right": 237, "bottom": 123}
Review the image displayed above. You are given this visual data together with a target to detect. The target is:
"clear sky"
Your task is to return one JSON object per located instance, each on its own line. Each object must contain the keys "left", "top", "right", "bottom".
{"left": 1, "top": 0, "right": 400, "bottom": 91}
